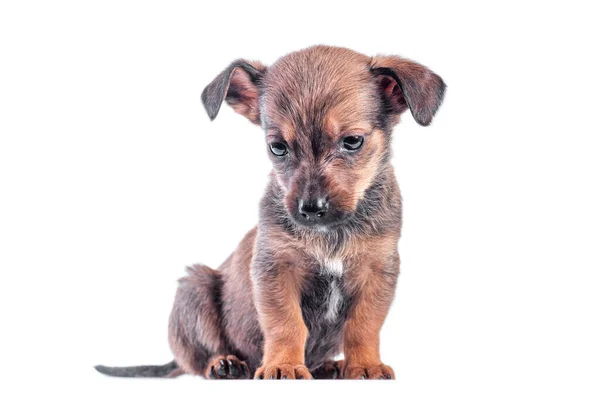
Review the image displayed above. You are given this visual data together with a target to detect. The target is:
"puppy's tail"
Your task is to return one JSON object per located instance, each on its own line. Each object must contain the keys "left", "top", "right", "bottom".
{"left": 94, "top": 360, "right": 184, "bottom": 378}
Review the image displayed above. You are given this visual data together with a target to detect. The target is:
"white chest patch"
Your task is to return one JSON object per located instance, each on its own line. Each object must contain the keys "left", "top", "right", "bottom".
{"left": 322, "top": 258, "right": 344, "bottom": 277}
{"left": 325, "top": 280, "right": 343, "bottom": 322}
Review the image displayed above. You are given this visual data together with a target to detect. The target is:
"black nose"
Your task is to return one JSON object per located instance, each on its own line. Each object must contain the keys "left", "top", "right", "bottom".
{"left": 299, "top": 198, "right": 329, "bottom": 220}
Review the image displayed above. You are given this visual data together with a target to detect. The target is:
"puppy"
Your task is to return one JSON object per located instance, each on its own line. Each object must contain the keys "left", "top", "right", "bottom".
{"left": 95, "top": 45, "right": 445, "bottom": 380}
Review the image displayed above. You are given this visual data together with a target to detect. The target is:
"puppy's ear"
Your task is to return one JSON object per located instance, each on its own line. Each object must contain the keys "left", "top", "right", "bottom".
{"left": 201, "top": 60, "right": 267, "bottom": 125}
{"left": 371, "top": 56, "right": 446, "bottom": 126}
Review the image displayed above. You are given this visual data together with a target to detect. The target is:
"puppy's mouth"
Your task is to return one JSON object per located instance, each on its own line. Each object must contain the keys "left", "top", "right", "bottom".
{"left": 289, "top": 209, "right": 352, "bottom": 231}
{"left": 281, "top": 192, "right": 353, "bottom": 231}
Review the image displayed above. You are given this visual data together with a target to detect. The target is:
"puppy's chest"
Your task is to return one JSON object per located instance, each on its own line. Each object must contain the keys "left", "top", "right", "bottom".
{"left": 300, "top": 258, "right": 350, "bottom": 327}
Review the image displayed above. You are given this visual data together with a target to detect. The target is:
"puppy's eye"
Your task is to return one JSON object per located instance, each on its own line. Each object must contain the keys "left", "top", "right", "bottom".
{"left": 269, "top": 142, "right": 288, "bottom": 157}
{"left": 342, "top": 135, "right": 364, "bottom": 151}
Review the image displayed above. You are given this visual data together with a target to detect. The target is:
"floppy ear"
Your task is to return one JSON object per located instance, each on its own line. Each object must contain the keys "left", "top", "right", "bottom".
{"left": 371, "top": 55, "right": 446, "bottom": 126}
{"left": 201, "top": 59, "right": 267, "bottom": 125}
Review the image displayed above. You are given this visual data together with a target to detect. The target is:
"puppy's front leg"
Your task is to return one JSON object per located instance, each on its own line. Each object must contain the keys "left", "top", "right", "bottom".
{"left": 252, "top": 260, "right": 311, "bottom": 379}
{"left": 343, "top": 256, "right": 400, "bottom": 379}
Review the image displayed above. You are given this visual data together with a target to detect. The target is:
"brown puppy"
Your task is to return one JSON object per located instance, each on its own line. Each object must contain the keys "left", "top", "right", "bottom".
{"left": 95, "top": 45, "right": 445, "bottom": 380}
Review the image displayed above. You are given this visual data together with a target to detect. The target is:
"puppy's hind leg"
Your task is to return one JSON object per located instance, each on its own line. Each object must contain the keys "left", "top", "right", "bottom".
{"left": 168, "top": 264, "right": 250, "bottom": 379}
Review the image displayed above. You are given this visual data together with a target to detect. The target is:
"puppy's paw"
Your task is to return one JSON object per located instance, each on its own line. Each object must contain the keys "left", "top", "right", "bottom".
{"left": 344, "top": 363, "right": 394, "bottom": 380}
{"left": 254, "top": 364, "right": 313, "bottom": 380}
{"left": 311, "top": 359, "right": 345, "bottom": 379}
{"left": 206, "top": 355, "right": 250, "bottom": 379}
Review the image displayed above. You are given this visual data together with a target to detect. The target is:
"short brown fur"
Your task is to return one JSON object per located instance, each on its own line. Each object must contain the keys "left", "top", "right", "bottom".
{"left": 96, "top": 45, "right": 445, "bottom": 380}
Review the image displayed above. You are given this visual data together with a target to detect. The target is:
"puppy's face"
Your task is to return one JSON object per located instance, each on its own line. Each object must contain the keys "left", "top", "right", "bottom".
{"left": 260, "top": 49, "right": 386, "bottom": 228}
{"left": 202, "top": 46, "right": 445, "bottom": 229}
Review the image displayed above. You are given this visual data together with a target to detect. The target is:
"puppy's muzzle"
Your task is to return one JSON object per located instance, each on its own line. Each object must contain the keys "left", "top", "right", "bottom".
{"left": 296, "top": 197, "right": 332, "bottom": 227}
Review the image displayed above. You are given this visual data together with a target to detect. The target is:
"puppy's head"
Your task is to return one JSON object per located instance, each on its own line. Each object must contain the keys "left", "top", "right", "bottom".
{"left": 202, "top": 46, "right": 445, "bottom": 229}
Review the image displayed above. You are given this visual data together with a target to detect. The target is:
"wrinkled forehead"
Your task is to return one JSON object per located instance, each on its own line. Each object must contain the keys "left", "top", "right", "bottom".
{"left": 260, "top": 48, "right": 380, "bottom": 142}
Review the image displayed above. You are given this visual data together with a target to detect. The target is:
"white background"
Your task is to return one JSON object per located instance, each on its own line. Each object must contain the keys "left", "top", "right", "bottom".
{"left": 1, "top": 1, "right": 599, "bottom": 399}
